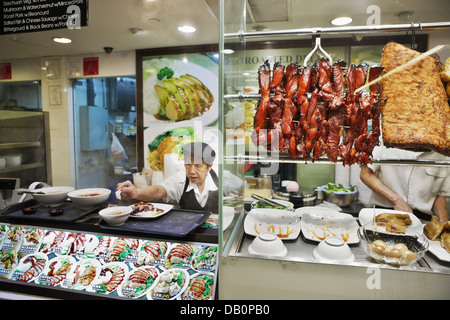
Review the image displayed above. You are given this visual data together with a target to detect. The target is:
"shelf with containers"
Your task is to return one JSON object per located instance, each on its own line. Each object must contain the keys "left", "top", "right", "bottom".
{"left": 218, "top": 0, "right": 450, "bottom": 299}
{"left": 0, "top": 111, "right": 52, "bottom": 187}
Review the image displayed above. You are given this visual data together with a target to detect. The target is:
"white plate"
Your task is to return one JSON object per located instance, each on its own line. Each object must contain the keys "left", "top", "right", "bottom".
{"left": 358, "top": 208, "right": 423, "bottom": 235}
{"left": 426, "top": 238, "right": 450, "bottom": 262}
{"left": 301, "top": 209, "right": 359, "bottom": 244}
{"left": 129, "top": 202, "right": 173, "bottom": 219}
{"left": 181, "top": 272, "right": 215, "bottom": 300}
{"left": 143, "top": 60, "right": 218, "bottom": 126}
{"left": 190, "top": 245, "right": 218, "bottom": 272}
{"left": 117, "top": 266, "right": 160, "bottom": 298}
{"left": 37, "top": 255, "right": 77, "bottom": 287}
{"left": 147, "top": 268, "right": 190, "bottom": 300}
{"left": 295, "top": 206, "right": 339, "bottom": 218}
{"left": 222, "top": 206, "right": 234, "bottom": 231}
{"left": 66, "top": 258, "right": 102, "bottom": 290}
{"left": 88, "top": 261, "right": 129, "bottom": 294}
{"left": 244, "top": 208, "right": 301, "bottom": 240}
{"left": 12, "top": 252, "right": 48, "bottom": 282}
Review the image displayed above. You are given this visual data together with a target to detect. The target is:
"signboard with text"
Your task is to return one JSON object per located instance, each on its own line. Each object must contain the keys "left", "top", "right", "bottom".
{"left": 1, "top": 0, "right": 89, "bottom": 35}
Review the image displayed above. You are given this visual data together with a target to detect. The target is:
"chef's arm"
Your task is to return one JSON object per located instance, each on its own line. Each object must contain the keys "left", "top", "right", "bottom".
{"left": 116, "top": 181, "right": 167, "bottom": 201}
{"left": 359, "top": 165, "right": 412, "bottom": 213}
{"left": 432, "top": 195, "right": 449, "bottom": 222}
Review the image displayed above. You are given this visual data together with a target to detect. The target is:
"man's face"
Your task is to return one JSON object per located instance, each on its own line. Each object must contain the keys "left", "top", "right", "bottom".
{"left": 184, "top": 157, "right": 211, "bottom": 186}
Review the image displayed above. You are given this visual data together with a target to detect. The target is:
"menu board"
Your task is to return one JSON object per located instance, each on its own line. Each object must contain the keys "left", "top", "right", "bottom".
{"left": 0, "top": 223, "right": 217, "bottom": 300}
{"left": 1, "top": 0, "right": 88, "bottom": 35}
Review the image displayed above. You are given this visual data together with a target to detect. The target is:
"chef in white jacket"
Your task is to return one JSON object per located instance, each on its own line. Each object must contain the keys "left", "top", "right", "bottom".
{"left": 360, "top": 145, "right": 450, "bottom": 222}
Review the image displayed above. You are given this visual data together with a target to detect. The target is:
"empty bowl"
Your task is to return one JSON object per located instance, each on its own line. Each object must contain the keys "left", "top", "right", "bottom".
{"left": 248, "top": 232, "right": 288, "bottom": 257}
{"left": 313, "top": 236, "right": 355, "bottom": 264}
{"left": 31, "top": 186, "right": 74, "bottom": 207}
{"left": 68, "top": 188, "right": 111, "bottom": 209}
{"left": 99, "top": 206, "right": 132, "bottom": 226}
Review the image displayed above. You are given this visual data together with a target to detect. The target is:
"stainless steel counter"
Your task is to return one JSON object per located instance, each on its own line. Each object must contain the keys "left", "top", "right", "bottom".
{"left": 225, "top": 212, "right": 450, "bottom": 275}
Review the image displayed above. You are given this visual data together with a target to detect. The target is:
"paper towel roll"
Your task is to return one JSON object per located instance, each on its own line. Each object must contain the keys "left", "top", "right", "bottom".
{"left": 349, "top": 165, "right": 373, "bottom": 206}
{"left": 334, "top": 163, "right": 350, "bottom": 186}
{"left": 164, "top": 153, "right": 184, "bottom": 180}
{"left": 151, "top": 171, "right": 164, "bottom": 186}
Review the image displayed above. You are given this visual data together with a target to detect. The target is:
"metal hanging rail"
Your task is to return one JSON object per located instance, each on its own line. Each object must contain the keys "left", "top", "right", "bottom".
{"left": 224, "top": 21, "right": 450, "bottom": 40}
{"left": 223, "top": 154, "right": 450, "bottom": 167}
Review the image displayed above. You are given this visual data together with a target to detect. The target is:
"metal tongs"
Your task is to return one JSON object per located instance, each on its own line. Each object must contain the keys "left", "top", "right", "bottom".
{"left": 251, "top": 193, "right": 287, "bottom": 209}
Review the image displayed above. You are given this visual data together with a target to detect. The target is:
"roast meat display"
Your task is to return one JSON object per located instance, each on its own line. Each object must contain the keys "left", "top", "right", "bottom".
{"left": 252, "top": 57, "right": 384, "bottom": 165}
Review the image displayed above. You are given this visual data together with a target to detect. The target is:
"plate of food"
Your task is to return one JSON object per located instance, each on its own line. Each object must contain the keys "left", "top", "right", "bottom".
{"left": 244, "top": 208, "right": 301, "bottom": 240}
{"left": 164, "top": 243, "right": 200, "bottom": 269}
{"left": 191, "top": 245, "right": 218, "bottom": 272}
{"left": 117, "top": 265, "right": 159, "bottom": 298}
{"left": 423, "top": 217, "right": 450, "bottom": 262}
{"left": 12, "top": 252, "right": 48, "bottom": 282}
{"left": 301, "top": 209, "right": 359, "bottom": 244}
{"left": 88, "top": 261, "right": 129, "bottom": 294}
{"left": 143, "top": 59, "right": 218, "bottom": 125}
{"left": 181, "top": 272, "right": 215, "bottom": 300}
{"left": 129, "top": 202, "right": 173, "bottom": 219}
{"left": 66, "top": 258, "right": 101, "bottom": 290}
{"left": 37, "top": 255, "right": 76, "bottom": 287}
{"left": 358, "top": 208, "right": 423, "bottom": 235}
{"left": 148, "top": 268, "right": 190, "bottom": 300}
{"left": 133, "top": 240, "right": 168, "bottom": 268}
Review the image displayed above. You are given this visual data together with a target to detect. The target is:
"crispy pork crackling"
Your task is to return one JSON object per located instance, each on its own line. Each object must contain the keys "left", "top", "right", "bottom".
{"left": 380, "top": 42, "right": 450, "bottom": 156}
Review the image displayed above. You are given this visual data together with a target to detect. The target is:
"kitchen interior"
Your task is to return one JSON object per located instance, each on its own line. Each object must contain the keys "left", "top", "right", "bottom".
{"left": 0, "top": 0, "right": 449, "bottom": 300}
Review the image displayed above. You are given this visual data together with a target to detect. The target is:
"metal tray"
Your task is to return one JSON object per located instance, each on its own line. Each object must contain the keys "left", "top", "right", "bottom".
{"left": 1, "top": 199, "right": 103, "bottom": 222}
{"left": 98, "top": 208, "right": 211, "bottom": 238}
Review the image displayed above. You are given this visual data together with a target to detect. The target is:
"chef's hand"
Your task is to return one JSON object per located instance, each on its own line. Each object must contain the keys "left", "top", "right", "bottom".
{"left": 393, "top": 198, "right": 413, "bottom": 213}
{"left": 116, "top": 180, "right": 140, "bottom": 200}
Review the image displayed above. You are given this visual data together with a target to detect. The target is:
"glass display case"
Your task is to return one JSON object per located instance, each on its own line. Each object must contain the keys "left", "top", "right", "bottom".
{"left": 219, "top": 0, "right": 450, "bottom": 299}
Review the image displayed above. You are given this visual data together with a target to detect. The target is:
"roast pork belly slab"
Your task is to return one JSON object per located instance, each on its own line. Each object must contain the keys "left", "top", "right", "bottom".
{"left": 380, "top": 42, "right": 450, "bottom": 156}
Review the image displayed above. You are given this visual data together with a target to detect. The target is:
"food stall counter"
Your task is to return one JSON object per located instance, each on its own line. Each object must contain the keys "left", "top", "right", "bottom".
{"left": 0, "top": 200, "right": 218, "bottom": 300}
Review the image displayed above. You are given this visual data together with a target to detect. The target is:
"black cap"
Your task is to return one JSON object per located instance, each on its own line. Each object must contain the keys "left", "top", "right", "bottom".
{"left": 182, "top": 142, "right": 216, "bottom": 165}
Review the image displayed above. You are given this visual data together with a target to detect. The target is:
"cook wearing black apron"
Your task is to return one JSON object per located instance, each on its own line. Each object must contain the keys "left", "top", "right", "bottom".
{"left": 179, "top": 168, "right": 219, "bottom": 213}
{"left": 116, "top": 142, "right": 219, "bottom": 214}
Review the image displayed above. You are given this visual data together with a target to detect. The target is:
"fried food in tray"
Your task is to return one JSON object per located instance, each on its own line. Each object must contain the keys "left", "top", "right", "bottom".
{"left": 380, "top": 42, "right": 450, "bottom": 156}
{"left": 375, "top": 212, "right": 412, "bottom": 234}
{"left": 423, "top": 216, "right": 450, "bottom": 253}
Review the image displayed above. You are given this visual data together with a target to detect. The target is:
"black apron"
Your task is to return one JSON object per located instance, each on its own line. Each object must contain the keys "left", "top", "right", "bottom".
{"left": 179, "top": 169, "right": 219, "bottom": 213}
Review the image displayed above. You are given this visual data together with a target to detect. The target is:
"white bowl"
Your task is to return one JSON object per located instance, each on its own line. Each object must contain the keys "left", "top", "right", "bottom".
{"left": 6, "top": 154, "right": 21, "bottom": 167}
{"left": 251, "top": 199, "right": 294, "bottom": 210}
{"left": 68, "top": 188, "right": 111, "bottom": 209}
{"left": 99, "top": 206, "right": 132, "bottom": 226}
{"left": 313, "top": 236, "right": 355, "bottom": 264}
{"left": 248, "top": 232, "right": 288, "bottom": 257}
{"left": 31, "top": 186, "right": 74, "bottom": 207}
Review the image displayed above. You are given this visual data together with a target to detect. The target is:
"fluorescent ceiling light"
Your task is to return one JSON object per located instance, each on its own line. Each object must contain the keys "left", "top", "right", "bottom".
{"left": 331, "top": 17, "right": 353, "bottom": 26}
{"left": 177, "top": 25, "right": 196, "bottom": 33}
{"left": 53, "top": 37, "right": 72, "bottom": 44}
{"left": 222, "top": 49, "right": 235, "bottom": 54}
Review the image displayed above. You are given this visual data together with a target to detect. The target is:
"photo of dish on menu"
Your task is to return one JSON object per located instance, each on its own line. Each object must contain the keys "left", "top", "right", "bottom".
{"left": 142, "top": 53, "right": 218, "bottom": 126}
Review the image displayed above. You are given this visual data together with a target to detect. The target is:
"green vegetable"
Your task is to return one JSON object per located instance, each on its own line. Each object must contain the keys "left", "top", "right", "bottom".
{"left": 157, "top": 66, "right": 174, "bottom": 80}
{"left": 148, "top": 127, "right": 195, "bottom": 152}
{"left": 253, "top": 200, "right": 286, "bottom": 209}
{"left": 324, "top": 183, "right": 356, "bottom": 193}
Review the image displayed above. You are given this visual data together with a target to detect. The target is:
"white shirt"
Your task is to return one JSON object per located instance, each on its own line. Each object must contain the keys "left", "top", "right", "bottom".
{"left": 368, "top": 146, "right": 450, "bottom": 214}
{"left": 160, "top": 170, "right": 218, "bottom": 207}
